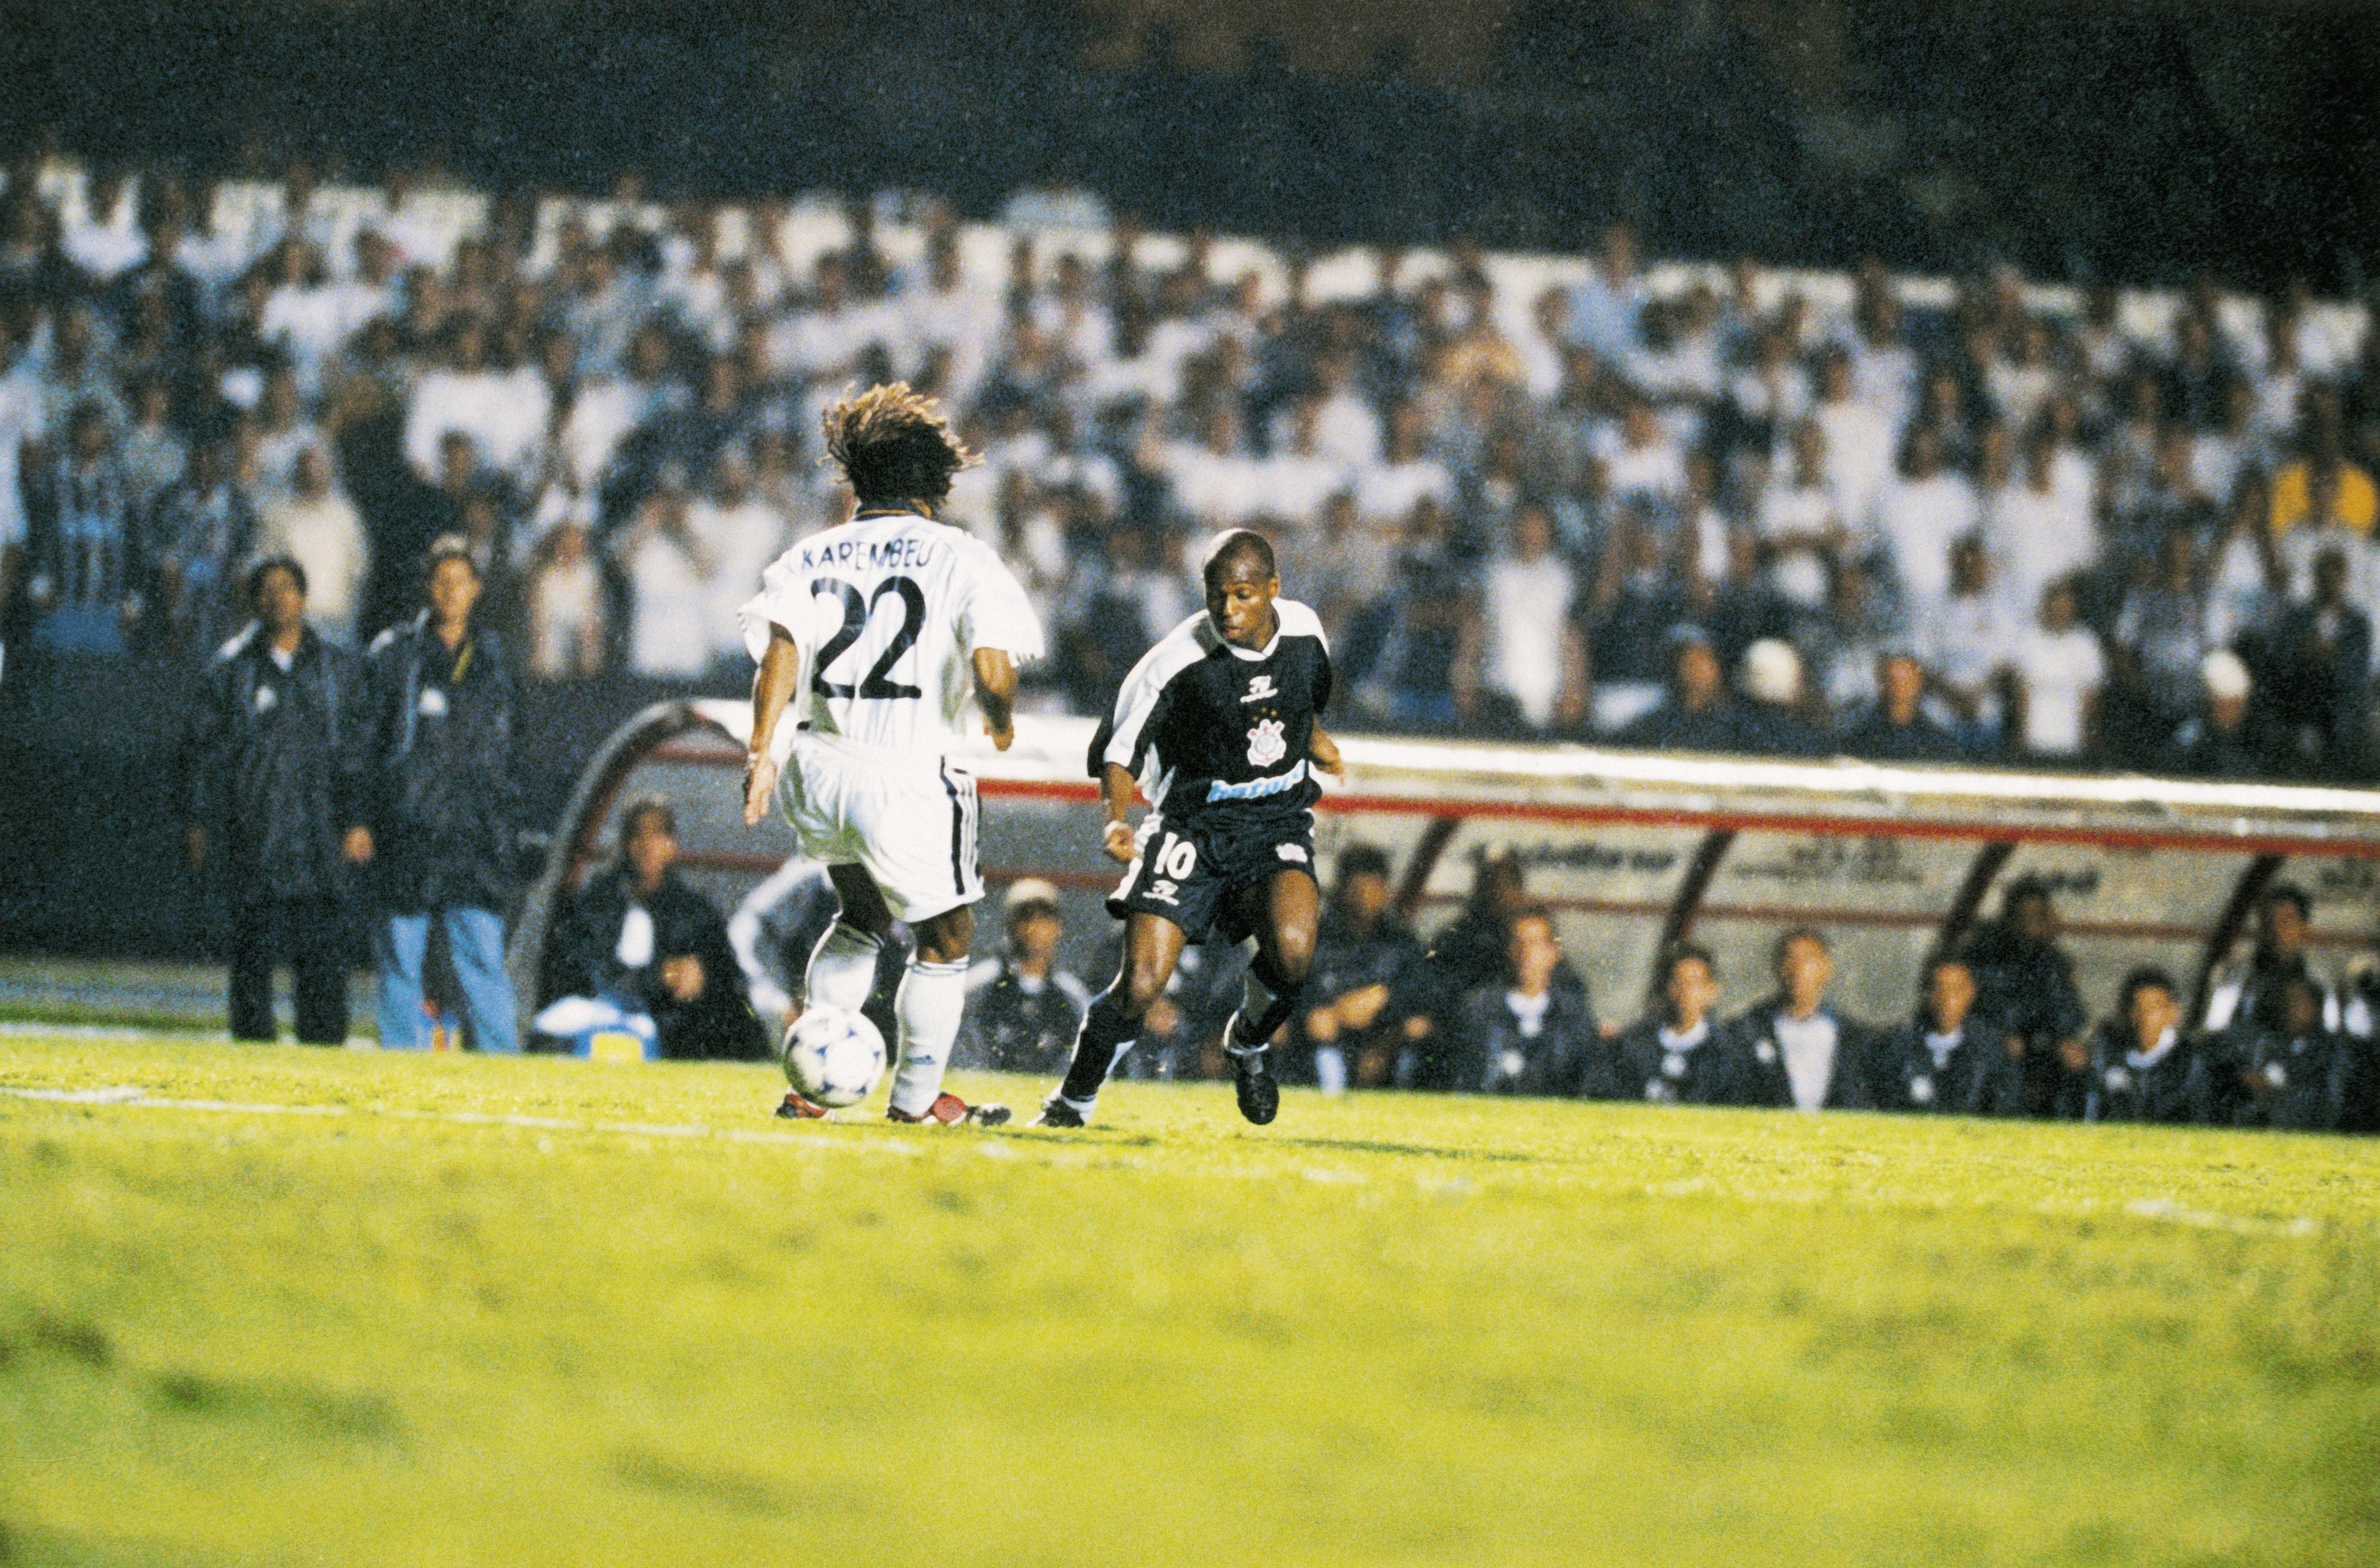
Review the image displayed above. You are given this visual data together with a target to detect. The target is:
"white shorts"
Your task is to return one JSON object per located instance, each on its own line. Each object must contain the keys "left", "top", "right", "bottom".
{"left": 777, "top": 732, "right": 982, "bottom": 923}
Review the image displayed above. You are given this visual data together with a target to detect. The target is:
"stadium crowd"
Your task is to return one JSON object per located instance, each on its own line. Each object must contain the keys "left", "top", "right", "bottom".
{"left": 5, "top": 146, "right": 2379, "bottom": 1083}
{"left": 1, "top": 148, "right": 2378, "bottom": 786}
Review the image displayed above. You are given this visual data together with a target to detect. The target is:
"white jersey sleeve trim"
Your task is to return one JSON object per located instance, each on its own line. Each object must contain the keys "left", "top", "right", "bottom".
{"left": 1274, "top": 597, "right": 1330, "bottom": 653}
{"left": 738, "top": 550, "right": 826, "bottom": 669}
{"left": 1100, "top": 612, "right": 1212, "bottom": 776}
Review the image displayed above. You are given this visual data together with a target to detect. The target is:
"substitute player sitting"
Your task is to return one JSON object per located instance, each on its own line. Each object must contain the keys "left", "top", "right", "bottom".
{"left": 739, "top": 383, "right": 1045, "bottom": 1124}
{"left": 1037, "top": 529, "right": 1343, "bottom": 1128}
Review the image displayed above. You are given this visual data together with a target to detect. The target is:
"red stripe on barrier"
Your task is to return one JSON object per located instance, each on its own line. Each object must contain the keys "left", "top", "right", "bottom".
{"left": 641, "top": 741, "right": 2380, "bottom": 856}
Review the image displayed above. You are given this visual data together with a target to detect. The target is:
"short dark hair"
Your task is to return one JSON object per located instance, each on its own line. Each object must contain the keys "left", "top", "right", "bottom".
{"left": 2001, "top": 875, "right": 2053, "bottom": 916}
{"left": 2262, "top": 883, "right": 2311, "bottom": 920}
{"left": 2120, "top": 966, "right": 2178, "bottom": 1016}
{"left": 1658, "top": 941, "right": 1716, "bottom": 987}
{"left": 618, "top": 794, "right": 677, "bottom": 844}
{"left": 822, "top": 382, "right": 973, "bottom": 507}
{"left": 1772, "top": 926, "right": 1829, "bottom": 969}
{"left": 1201, "top": 528, "right": 1276, "bottom": 587}
{"left": 245, "top": 554, "right": 307, "bottom": 605}
{"left": 1336, "top": 843, "right": 1392, "bottom": 882}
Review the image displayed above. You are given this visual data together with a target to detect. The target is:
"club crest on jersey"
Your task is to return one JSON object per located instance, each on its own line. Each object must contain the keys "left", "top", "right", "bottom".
{"left": 1240, "top": 674, "right": 1277, "bottom": 704}
{"left": 1246, "top": 718, "right": 1287, "bottom": 767}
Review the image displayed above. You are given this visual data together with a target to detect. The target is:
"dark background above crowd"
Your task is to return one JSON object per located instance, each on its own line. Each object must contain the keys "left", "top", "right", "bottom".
{"left": 0, "top": 0, "right": 2373, "bottom": 289}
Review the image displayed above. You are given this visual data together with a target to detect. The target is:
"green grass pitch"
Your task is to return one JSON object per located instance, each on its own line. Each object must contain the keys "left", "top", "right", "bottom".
{"left": 3, "top": 1035, "right": 2377, "bottom": 1567}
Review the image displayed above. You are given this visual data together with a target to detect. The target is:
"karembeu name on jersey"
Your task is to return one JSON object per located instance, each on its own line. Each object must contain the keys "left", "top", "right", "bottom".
{"left": 795, "top": 535, "right": 944, "bottom": 573}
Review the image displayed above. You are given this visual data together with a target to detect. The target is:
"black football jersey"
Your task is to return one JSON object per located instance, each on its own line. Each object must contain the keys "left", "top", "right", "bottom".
{"left": 1089, "top": 600, "right": 1332, "bottom": 825}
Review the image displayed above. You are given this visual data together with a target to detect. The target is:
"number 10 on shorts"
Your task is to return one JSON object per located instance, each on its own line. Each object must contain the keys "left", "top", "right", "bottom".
{"left": 1146, "top": 832, "right": 1196, "bottom": 906}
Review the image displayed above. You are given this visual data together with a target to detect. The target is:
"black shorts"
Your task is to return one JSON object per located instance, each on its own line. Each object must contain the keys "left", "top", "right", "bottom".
{"left": 1107, "top": 811, "right": 1317, "bottom": 945}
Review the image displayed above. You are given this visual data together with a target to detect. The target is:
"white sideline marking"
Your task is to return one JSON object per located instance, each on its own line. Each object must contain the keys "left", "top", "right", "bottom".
{"left": 0, "top": 1082, "right": 924, "bottom": 1157}
{"left": 4, "top": 1084, "right": 150, "bottom": 1103}
{"left": 2125, "top": 1197, "right": 2323, "bottom": 1239}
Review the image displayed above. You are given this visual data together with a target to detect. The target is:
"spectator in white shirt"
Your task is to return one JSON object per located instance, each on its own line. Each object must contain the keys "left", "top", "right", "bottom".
{"left": 2012, "top": 577, "right": 2106, "bottom": 761}
{"left": 1307, "top": 352, "right": 1383, "bottom": 474}
{"left": 1987, "top": 423, "right": 2097, "bottom": 630}
{"left": 403, "top": 318, "right": 534, "bottom": 481}
{"left": 1357, "top": 400, "right": 1456, "bottom": 529}
{"left": 684, "top": 444, "right": 787, "bottom": 666}
{"left": 1755, "top": 417, "right": 1845, "bottom": 612}
{"left": 1920, "top": 536, "right": 2020, "bottom": 747}
{"left": 1566, "top": 222, "right": 1646, "bottom": 366}
{"left": 1264, "top": 396, "right": 1354, "bottom": 535}
{"left": 1874, "top": 425, "right": 1979, "bottom": 617}
{"left": 254, "top": 444, "right": 368, "bottom": 645}
{"left": 1986, "top": 317, "right": 2059, "bottom": 437}
{"left": 1165, "top": 401, "right": 1268, "bottom": 530}
{"left": 616, "top": 473, "right": 715, "bottom": 679}
{"left": 524, "top": 516, "right": 608, "bottom": 681}
{"left": 1515, "top": 286, "right": 1569, "bottom": 403}
{"left": 1459, "top": 501, "right": 1586, "bottom": 736}
{"left": 1848, "top": 286, "right": 1918, "bottom": 434}
{"left": 1602, "top": 392, "right": 1688, "bottom": 515}
{"left": 1810, "top": 346, "right": 1894, "bottom": 541}
{"left": 251, "top": 367, "right": 323, "bottom": 498}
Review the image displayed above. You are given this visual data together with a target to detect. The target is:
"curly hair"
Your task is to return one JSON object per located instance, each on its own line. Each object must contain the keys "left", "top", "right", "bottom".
{"left": 821, "top": 381, "right": 975, "bottom": 508}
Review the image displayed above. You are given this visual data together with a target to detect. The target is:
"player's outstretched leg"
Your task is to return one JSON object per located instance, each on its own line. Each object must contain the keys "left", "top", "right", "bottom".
{"left": 1036, "top": 913, "right": 1185, "bottom": 1127}
{"left": 1222, "top": 872, "right": 1320, "bottom": 1126}
{"left": 776, "top": 867, "right": 899, "bottom": 1119}
{"left": 805, "top": 920, "right": 884, "bottom": 1013}
{"left": 885, "top": 901, "right": 1009, "bottom": 1126}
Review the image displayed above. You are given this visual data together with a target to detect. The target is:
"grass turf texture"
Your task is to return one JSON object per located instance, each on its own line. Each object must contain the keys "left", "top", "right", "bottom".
{"left": 2, "top": 1039, "right": 2376, "bottom": 1568}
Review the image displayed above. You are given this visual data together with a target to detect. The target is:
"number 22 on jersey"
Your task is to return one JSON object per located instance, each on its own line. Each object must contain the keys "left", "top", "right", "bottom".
{"left": 810, "top": 575, "right": 924, "bottom": 700}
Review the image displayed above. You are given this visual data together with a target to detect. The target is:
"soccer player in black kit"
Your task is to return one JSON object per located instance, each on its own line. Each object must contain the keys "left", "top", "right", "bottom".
{"left": 1035, "top": 530, "right": 1343, "bottom": 1128}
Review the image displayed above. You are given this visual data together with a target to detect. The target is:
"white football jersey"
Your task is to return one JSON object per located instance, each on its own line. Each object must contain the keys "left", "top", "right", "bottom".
{"left": 739, "top": 511, "right": 1045, "bottom": 757}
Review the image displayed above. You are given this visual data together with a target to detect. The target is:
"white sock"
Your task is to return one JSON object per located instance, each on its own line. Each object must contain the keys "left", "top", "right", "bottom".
{"left": 803, "top": 921, "right": 881, "bottom": 1014}
{"left": 887, "top": 956, "right": 970, "bottom": 1117}
{"left": 1314, "top": 1044, "right": 1347, "bottom": 1095}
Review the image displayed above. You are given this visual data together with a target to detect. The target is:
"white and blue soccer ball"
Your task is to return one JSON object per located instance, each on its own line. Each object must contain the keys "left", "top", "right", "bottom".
{"left": 782, "top": 1006, "right": 887, "bottom": 1108}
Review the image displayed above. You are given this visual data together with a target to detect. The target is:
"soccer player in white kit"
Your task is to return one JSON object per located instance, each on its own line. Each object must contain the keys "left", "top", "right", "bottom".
{"left": 739, "top": 384, "right": 1046, "bottom": 1124}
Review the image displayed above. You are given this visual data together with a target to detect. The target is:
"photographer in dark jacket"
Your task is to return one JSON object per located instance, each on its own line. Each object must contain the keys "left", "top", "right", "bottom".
{"left": 1459, "top": 905, "right": 1603, "bottom": 1095}
{"left": 958, "top": 880, "right": 1090, "bottom": 1074}
{"left": 1301, "top": 843, "right": 1430, "bottom": 1090}
{"left": 1730, "top": 928, "right": 1875, "bottom": 1111}
{"left": 1961, "top": 878, "right": 2091, "bottom": 1116}
{"left": 2218, "top": 973, "right": 2352, "bottom": 1133}
{"left": 182, "top": 557, "right": 368, "bottom": 1044}
{"left": 553, "top": 796, "right": 765, "bottom": 1060}
{"left": 357, "top": 536, "right": 522, "bottom": 1053}
{"left": 1613, "top": 942, "right": 1740, "bottom": 1105}
{"left": 1872, "top": 952, "right": 2002, "bottom": 1114}
{"left": 2084, "top": 967, "right": 2218, "bottom": 1125}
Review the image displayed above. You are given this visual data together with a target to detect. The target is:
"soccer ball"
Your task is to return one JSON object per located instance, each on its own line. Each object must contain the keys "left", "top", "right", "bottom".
{"left": 782, "top": 1007, "right": 887, "bottom": 1108}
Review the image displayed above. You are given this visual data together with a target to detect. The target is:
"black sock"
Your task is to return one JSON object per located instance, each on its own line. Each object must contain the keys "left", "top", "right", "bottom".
{"left": 1232, "top": 955, "right": 1306, "bottom": 1050}
{"left": 1058, "top": 994, "right": 1137, "bottom": 1104}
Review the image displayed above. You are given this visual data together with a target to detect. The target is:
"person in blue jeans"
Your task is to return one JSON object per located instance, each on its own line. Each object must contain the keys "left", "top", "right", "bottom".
{"left": 356, "top": 535, "right": 522, "bottom": 1052}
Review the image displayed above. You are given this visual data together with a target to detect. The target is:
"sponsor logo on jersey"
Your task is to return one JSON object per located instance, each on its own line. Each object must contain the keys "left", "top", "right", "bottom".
{"left": 1205, "top": 760, "right": 1307, "bottom": 803}
{"left": 1240, "top": 674, "right": 1277, "bottom": 704}
{"left": 1247, "top": 718, "right": 1287, "bottom": 767}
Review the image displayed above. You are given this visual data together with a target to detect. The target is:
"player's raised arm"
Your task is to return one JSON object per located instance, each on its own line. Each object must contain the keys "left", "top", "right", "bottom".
{"left": 971, "top": 647, "right": 1017, "bottom": 752}
{"left": 744, "top": 624, "right": 803, "bottom": 825}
